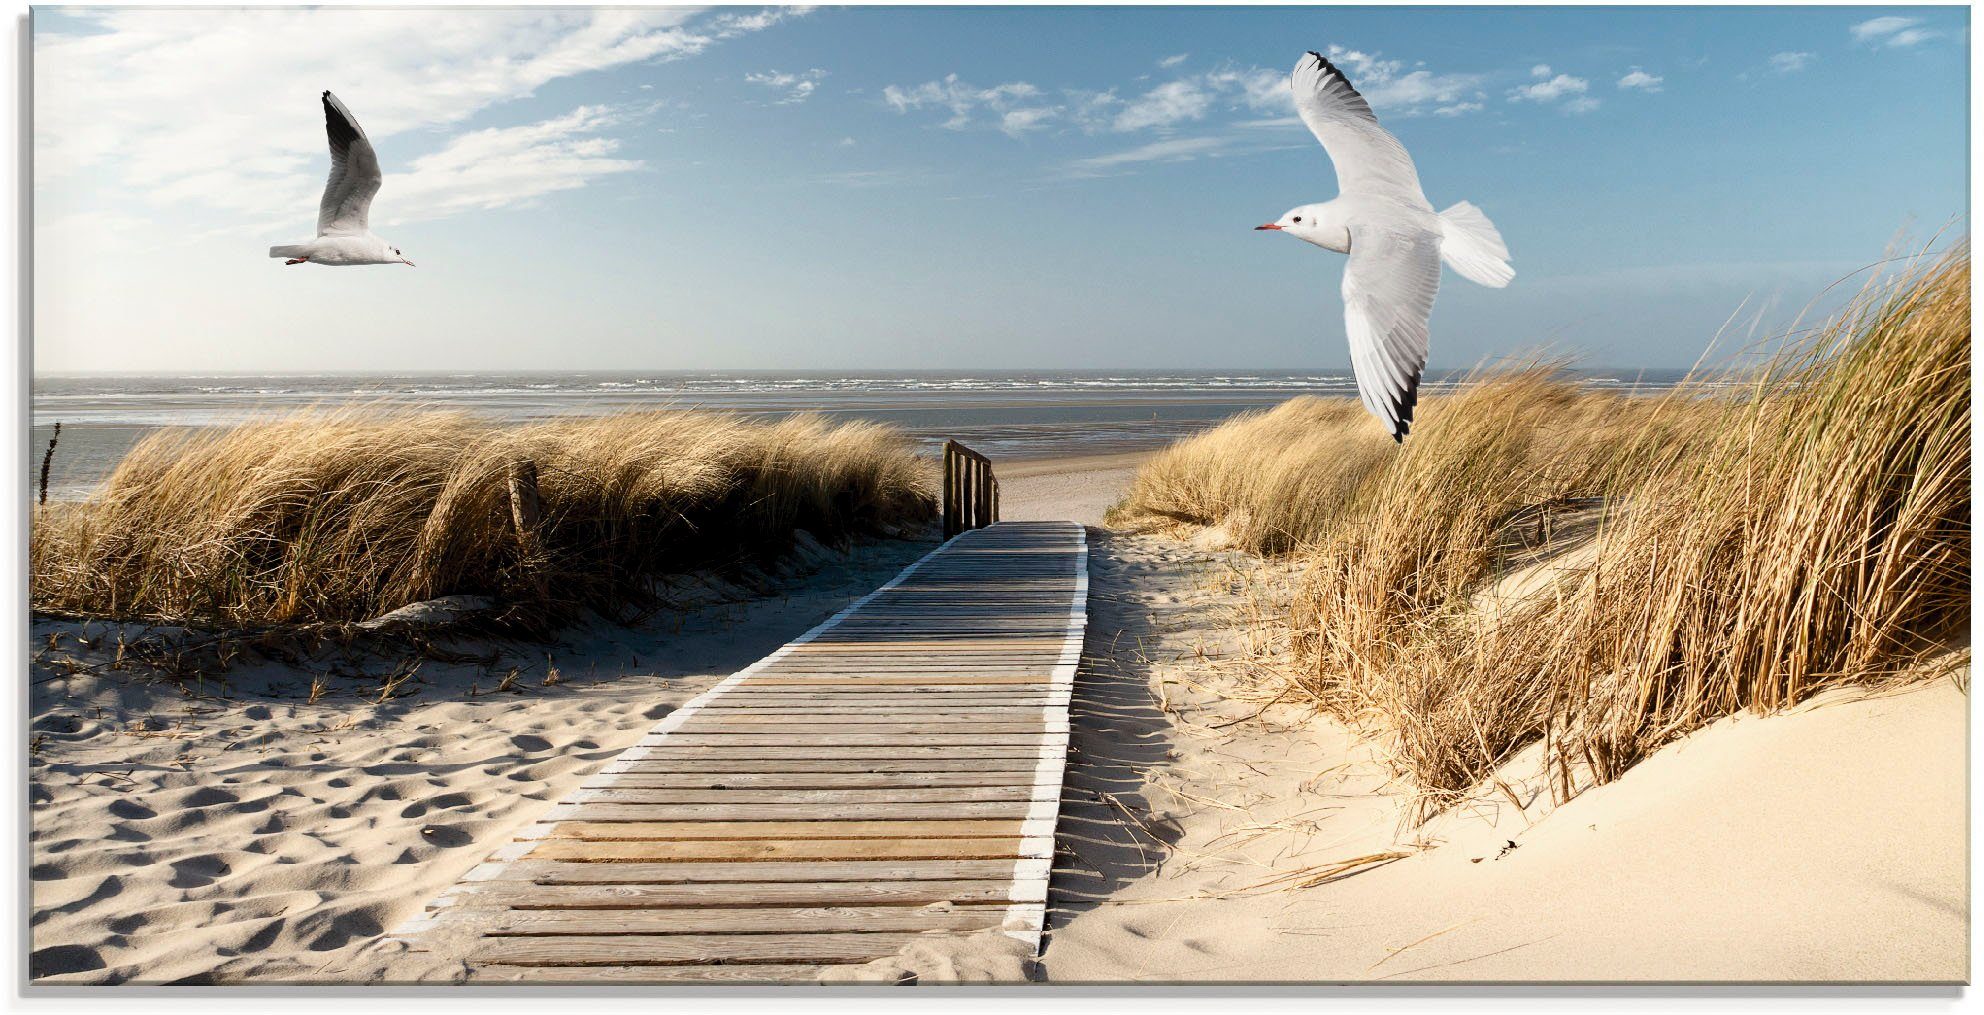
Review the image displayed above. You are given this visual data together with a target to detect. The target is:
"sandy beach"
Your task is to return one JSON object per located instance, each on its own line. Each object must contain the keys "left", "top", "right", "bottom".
{"left": 26, "top": 451, "right": 1969, "bottom": 984}
{"left": 28, "top": 538, "right": 937, "bottom": 983}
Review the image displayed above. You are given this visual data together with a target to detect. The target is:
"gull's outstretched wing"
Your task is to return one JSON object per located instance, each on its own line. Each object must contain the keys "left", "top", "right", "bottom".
{"left": 1341, "top": 226, "right": 1441, "bottom": 441}
{"left": 318, "top": 91, "right": 381, "bottom": 236}
{"left": 1291, "top": 51, "right": 1431, "bottom": 211}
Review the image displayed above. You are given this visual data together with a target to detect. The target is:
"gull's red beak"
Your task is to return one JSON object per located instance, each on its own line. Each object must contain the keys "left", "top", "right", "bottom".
{"left": 402, "top": 259, "right": 416, "bottom": 266}
{"left": 1254, "top": 223, "right": 1282, "bottom": 231}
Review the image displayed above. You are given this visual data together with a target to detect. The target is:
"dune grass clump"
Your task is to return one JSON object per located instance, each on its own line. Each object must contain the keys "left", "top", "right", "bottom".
{"left": 1108, "top": 368, "right": 1709, "bottom": 557}
{"left": 1117, "top": 245, "right": 1968, "bottom": 810}
{"left": 30, "top": 410, "right": 934, "bottom": 629}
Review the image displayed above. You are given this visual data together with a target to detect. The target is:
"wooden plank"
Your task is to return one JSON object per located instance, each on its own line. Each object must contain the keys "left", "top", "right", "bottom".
{"left": 495, "top": 859, "right": 1034, "bottom": 885}
{"left": 590, "top": 773, "right": 1043, "bottom": 790}
{"left": 490, "top": 905, "right": 1018, "bottom": 936}
{"left": 607, "top": 759, "right": 1042, "bottom": 774}
{"left": 626, "top": 747, "right": 1047, "bottom": 760}
{"left": 440, "top": 879, "right": 1028, "bottom": 910}
{"left": 472, "top": 932, "right": 944, "bottom": 967}
{"left": 467, "top": 964, "right": 831, "bottom": 983}
{"left": 541, "top": 819, "right": 1022, "bottom": 840}
{"left": 526, "top": 836, "right": 1029, "bottom": 863}
{"left": 670, "top": 722, "right": 1051, "bottom": 734}
{"left": 549, "top": 801, "right": 1032, "bottom": 822}
{"left": 573, "top": 788, "right": 1044, "bottom": 805}
{"left": 647, "top": 734, "right": 1059, "bottom": 748}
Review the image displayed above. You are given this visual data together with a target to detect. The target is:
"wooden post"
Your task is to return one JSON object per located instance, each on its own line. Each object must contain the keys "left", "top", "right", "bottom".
{"left": 508, "top": 460, "right": 543, "bottom": 544}
{"left": 939, "top": 440, "right": 1000, "bottom": 536}
{"left": 963, "top": 457, "right": 978, "bottom": 530}
{"left": 974, "top": 459, "right": 991, "bottom": 530}
{"left": 507, "top": 459, "right": 550, "bottom": 602}
{"left": 952, "top": 442, "right": 968, "bottom": 539}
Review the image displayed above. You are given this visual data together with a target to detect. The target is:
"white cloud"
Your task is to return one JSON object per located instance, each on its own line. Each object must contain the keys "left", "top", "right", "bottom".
{"left": 1530, "top": 64, "right": 1553, "bottom": 77}
{"left": 1000, "top": 107, "right": 1059, "bottom": 136}
{"left": 1508, "top": 71, "right": 1593, "bottom": 109}
{"left": 1112, "top": 79, "right": 1215, "bottom": 131}
{"left": 34, "top": 7, "right": 795, "bottom": 233}
{"left": 885, "top": 63, "right": 1295, "bottom": 137}
{"left": 1617, "top": 68, "right": 1664, "bottom": 92}
{"left": 882, "top": 74, "right": 1050, "bottom": 134}
{"left": 1851, "top": 16, "right": 1938, "bottom": 47}
{"left": 1065, "top": 136, "right": 1234, "bottom": 176}
{"left": 1159, "top": 53, "right": 1189, "bottom": 69}
{"left": 385, "top": 105, "right": 643, "bottom": 225}
{"left": 745, "top": 68, "right": 827, "bottom": 104}
{"left": 1769, "top": 51, "right": 1815, "bottom": 73}
{"left": 1323, "top": 46, "right": 1487, "bottom": 118}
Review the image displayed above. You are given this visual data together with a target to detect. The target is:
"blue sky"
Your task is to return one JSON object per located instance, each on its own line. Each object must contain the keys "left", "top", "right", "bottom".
{"left": 33, "top": 5, "right": 1969, "bottom": 374}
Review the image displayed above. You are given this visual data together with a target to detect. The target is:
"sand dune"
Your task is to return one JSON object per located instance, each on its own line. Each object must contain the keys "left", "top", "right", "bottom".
{"left": 1040, "top": 531, "right": 1967, "bottom": 983}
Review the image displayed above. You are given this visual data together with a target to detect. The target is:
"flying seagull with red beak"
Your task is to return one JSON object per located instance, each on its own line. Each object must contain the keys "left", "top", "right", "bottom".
{"left": 1257, "top": 52, "right": 1512, "bottom": 442}
{"left": 269, "top": 92, "right": 415, "bottom": 268}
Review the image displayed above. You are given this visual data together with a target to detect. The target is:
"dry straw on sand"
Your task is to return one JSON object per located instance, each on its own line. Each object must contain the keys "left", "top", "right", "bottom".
{"left": 31, "top": 411, "right": 933, "bottom": 630}
{"left": 1113, "top": 245, "right": 1969, "bottom": 812}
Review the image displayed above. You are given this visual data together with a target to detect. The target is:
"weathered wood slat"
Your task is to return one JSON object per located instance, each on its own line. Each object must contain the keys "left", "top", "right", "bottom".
{"left": 526, "top": 835, "right": 1030, "bottom": 863}
{"left": 607, "top": 759, "right": 1042, "bottom": 774}
{"left": 592, "top": 772, "right": 1042, "bottom": 790}
{"left": 548, "top": 801, "right": 1033, "bottom": 822}
{"left": 467, "top": 964, "right": 833, "bottom": 983}
{"left": 571, "top": 787, "right": 1045, "bottom": 805}
{"left": 393, "top": 521, "right": 1085, "bottom": 983}
{"left": 490, "top": 905, "right": 1022, "bottom": 936}
{"left": 495, "top": 859, "right": 1039, "bottom": 885}
{"left": 443, "top": 880, "right": 1029, "bottom": 910}
{"left": 472, "top": 932, "right": 951, "bottom": 967}
{"left": 540, "top": 819, "right": 1023, "bottom": 840}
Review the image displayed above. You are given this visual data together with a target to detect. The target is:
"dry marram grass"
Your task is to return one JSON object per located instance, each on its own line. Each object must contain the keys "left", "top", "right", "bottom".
{"left": 31, "top": 410, "right": 934, "bottom": 628}
{"left": 1115, "top": 245, "right": 1969, "bottom": 810}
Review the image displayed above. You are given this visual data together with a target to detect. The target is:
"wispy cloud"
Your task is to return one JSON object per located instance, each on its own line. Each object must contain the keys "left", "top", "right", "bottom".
{"left": 1323, "top": 46, "right": 1487, "bottom": 117}
{"left": 34, "top": 7, "right": 797, "bottom": 233}
{"left": 1064, "top": 136, "right": 1236, "bottom": 177}
{"left": 884, "top": 63, "right": 1289, "bottom": 137}
{"left": 1508, "top": 65, "right": 1598, "bottom": 112}
{"left": 745, "top": 68, "right": 827, "bottom": 104}
{"left": 1159, "top": 53, "right": 1189, "bottom": 69}
{"left": 385, "top": 105, "right": 643, "bottom": 225}
{"left": 881, "top": 74, "right": 1053, "bottom": 135}
{"left": 1851, "top": 16, "right": 1939, "bottom": 47}
{"left": 1617, "top": 68, "right": 1664, "bottom": 92}
{"left": 1768, "top": 51, "right": 1815, "bottom": 74}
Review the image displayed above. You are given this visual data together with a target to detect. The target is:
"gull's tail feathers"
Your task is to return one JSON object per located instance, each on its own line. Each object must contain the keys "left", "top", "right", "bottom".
{"left": 1437, "top": 201, "right": 1514, "bottom": 288}
{"left": 269, "top": 245, "right": 308, "bottom": 259}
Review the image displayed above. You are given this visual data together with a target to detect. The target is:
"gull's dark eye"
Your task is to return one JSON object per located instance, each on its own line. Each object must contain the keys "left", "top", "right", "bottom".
{"left": 1292, "top": 216, "right": 1302, "bottom": 223}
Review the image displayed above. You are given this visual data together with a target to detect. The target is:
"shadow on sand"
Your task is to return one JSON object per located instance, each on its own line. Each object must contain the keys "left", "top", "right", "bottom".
{"left": 1046, "top": 528, "right": 1189, "bottom": 936}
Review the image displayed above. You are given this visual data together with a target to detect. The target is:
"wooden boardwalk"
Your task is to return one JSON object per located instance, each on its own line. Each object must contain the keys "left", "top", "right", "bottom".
{"left": 394, "top": 521, "right": 1089, "bottom": 982}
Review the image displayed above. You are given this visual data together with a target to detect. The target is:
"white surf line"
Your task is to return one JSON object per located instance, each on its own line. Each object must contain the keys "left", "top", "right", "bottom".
{"left": 1003, "top": 522, "right": 1088, "bottom": 950}
{"left": 391, "top": 532, "right": 966, "bottom": 939}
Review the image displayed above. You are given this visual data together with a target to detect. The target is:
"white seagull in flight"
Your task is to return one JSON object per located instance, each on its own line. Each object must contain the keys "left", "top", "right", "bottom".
{"left": 269, "top": 92, "right": 414, "bottom": 267}
{"left": 1257, "top": 51, "right": 1512, "bottom": 442}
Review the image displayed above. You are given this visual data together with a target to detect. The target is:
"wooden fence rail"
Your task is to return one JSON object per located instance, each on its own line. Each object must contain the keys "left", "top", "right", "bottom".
{"left": 942, "top": 441, "right": 999, "bottom": 538}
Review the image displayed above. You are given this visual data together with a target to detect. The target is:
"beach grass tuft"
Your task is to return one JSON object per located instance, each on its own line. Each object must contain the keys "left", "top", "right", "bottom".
{"left": 1113, "top": 244, "right": 1969, "bottom": 810}
{"left": 31, "top": 410, "right": 934, "bottom": 630}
